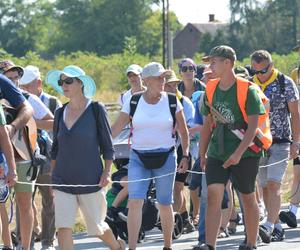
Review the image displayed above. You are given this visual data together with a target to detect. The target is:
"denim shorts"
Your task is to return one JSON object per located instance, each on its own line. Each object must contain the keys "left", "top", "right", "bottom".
{"left": 258, "top": 143, "right": 290, "bottom": 187}
{"left": 128, "top": 147, "right": 176, "bottom": 205}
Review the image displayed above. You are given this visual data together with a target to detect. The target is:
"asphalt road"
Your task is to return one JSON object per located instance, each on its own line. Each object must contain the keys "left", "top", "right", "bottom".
{"left": 33, "top": 211, "right": 300, "bottom": 250}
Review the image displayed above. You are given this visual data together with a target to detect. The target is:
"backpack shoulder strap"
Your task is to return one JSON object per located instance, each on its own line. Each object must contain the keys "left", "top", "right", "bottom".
{"left": 167, "top": 93, "right": 177, "bottom": 131}
{"left": 48, "top": 96, "right": 58, "bottom": 115}
{"left": 129, "top": 93, "right": 142, "bottom": 119}
{"left": 91, "top": 101, "right": 103, "bottom": 151}
{"left": 22, "top": 92, "right": 30, "bottom": 99}
{"left": 53, "top": 103, "right": 67, "bottom": 138}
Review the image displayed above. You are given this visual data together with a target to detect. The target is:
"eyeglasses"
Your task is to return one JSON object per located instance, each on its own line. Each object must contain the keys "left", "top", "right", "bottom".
{"left": 181, "top": 65, "right": 195, "bottom": 73}
{"left": 252, "top": 64, "right": 270, "bottom": 75}
{"left": 58, "top": 77, "right": 75, "bottom": 86}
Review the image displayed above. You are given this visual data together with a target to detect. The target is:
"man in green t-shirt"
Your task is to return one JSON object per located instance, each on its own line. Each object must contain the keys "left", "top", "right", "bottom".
{"left": 198, "top": 46, "right": 265, "bottom": 250}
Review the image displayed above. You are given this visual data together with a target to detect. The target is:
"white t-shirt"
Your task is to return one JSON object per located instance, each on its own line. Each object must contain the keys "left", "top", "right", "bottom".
{"left": 121, "top": 92, "right": 183, "bottom": 150}
{"left": 27, "top": 94, "right": 51, "bottom": 120}
{"left": 118, "top": 89, "right": 132, "bottom": 106}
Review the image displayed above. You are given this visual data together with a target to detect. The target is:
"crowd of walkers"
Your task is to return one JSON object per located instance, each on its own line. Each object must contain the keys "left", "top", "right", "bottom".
{"left": 0, "top": 40, "right": 299, "bottom": 250}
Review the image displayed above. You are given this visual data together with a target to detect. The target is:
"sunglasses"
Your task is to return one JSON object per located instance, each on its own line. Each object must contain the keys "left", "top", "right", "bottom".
{"left": 181, "top": 65, "right": 195, "bottom": 73}
{"left": 58, "top": 77, "right": 75, "bottom": 86}
{"left": 252, "top": 64, "right": 270, "bottom": 75}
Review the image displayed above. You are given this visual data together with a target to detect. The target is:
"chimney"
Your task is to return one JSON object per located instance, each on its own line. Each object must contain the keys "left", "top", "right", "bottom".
{"left": 209, "top": 14, "right": 215, "bottom": 22}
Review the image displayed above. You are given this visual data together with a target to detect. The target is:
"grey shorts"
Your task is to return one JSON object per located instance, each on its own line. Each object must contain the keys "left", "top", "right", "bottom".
{"left": 258, "top": 143, "right": 290, "bottom": 187}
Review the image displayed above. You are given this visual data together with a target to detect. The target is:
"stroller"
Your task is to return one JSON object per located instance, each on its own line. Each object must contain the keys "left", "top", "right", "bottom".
{"left": 106, "top": 128, "right": 183, "bottom": 242}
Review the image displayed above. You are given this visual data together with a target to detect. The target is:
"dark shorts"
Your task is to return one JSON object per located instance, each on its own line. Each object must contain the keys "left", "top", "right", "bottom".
{"left": 205, "top": 157, "right": 260, "bottom": 194}
{"left": 189, "top": 158, "right": 202, "bottom": 190}
{"left": 175, "top": 145, "right": 191, "bottom": 183}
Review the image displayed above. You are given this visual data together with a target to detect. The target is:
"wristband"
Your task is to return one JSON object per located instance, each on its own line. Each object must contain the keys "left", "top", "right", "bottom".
{"left": 182, "top": 155, "right": 190, "bottom": 160}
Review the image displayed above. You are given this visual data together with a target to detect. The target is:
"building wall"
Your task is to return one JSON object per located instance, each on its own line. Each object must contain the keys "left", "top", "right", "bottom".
{"left": 173, "top": 23, "right": 202, "bottom": 59}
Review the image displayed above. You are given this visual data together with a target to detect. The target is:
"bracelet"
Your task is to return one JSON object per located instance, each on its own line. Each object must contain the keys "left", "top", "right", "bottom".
{"left": 182, "top": 155, "right": 190, "bottom": 160}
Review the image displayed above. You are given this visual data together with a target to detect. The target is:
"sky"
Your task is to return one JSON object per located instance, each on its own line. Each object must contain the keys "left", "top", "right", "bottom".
{"left": 169, "top": 0, "right": 231, "bottom": 24}
{"left": 168, "top": 0, "right": 266, "bottom": 25}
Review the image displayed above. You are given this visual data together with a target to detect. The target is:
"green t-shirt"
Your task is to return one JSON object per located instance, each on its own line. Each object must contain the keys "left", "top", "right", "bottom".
{"left": 201, "top": 83, "right": 266, "bottom": 161}
{"left": 0, "top": 105, "right": 6, "bottom": 126}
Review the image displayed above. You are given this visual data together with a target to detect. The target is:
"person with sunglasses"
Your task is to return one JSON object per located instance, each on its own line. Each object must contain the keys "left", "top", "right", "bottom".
{"left": 279, "top": 41, "right": 300, "bottom": 231}
{"left": 250, "top": 50, "right": 300, "bottom": 244}
{"left": 178, "top": 58, "right": 205, "bottom": 99}
{"left": 46, "top": 65, "right": 125, "bottom": 250}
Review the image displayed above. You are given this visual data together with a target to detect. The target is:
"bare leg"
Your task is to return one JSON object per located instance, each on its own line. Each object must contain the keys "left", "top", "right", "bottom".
{"left": 16, "top": 192, "right": 34, "bottom": 250}
{"left": 159, "top": 204, "right": 174, "bottom": 248}
{"left": 0, "top": 203, "right": 13, "bottom": 248}
{"left": 173, "top": 181, "right": 184, "bottom": 212}
{"left": 127, "top": 199, "right": 143, "bottom": 250}
{"left": 98, "top": 229, "right": 125, "bottom": 249}
{"left": 205, "top": 183, "right": 224, "bottom": 247}
{"left": 290, "top": 165, "right": 300, "bottom": 205}
{"left": 220, "top": 181, "right": 233, "bottom": 229}
{"left": 57, "top": 228, "right": 73, "bottom": 250}
{"left": 241, "top": 192, "right": 259, "bottom": 248}
{"left": 190, "top": 188, "right": 200, "bottom": 222}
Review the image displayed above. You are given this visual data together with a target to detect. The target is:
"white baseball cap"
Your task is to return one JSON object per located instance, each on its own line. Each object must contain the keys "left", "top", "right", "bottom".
{"left": 142, "top": 62, "right": 169, "bottom": 79}
{"left": 19, "top": 65, "right": 41, "bottom": 85}
{"left": 126, "top": 64, "right": 142, "bottom": 75}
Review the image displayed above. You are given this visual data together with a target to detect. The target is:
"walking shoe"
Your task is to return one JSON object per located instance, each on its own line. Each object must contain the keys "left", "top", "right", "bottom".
{"left": 271, "top": 228, "right": 285, "bottom": 242}
{"left": 238, "top": 245, "right": 257, "bottom": 250}
{"left": 258, "top": 225, "right": 272, "bottom": 243}
{"left": 163, "top": 248, "right": 172, "bottom": 250}
{"left": 279, "top": 211, "right": 297, "bottom": 228}
{"left": 41, "top": 245, "right": 56, "bottom": 250}
{"left": 118, "top": 208, "right": 128, "bottom": 222}
{"left": 239, "top": 235, "right": 261, "bottom": 249}
{"left": 193, "top": 243, "right": 215, "bottom": 250}
{"left": 182, "top": 219, "right": 195, "bottom": 233}
{"left": 2, "top": 247, "right": 14, "bottom": 250}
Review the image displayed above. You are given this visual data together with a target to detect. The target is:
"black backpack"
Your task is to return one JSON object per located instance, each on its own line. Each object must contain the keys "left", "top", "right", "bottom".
{"left": 129, "top": 93, "right": 177, "bottom": 138}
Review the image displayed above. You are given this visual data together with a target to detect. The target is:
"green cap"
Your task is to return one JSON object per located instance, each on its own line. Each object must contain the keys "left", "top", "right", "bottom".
{"left": 203, "top": 45, "right": 237, "bottom": 62}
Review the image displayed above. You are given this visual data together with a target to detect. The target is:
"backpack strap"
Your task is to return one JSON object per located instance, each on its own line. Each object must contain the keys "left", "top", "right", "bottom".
{"left": 48, "top": 96, "right": 58, "bottom": 115}
{"left": 91, "top": 101, "right": 104, "bottom": 154}
{"left": 129, "top": 93, "right": 143, "bottom": 119}
{"left": 22, "top": 92, "right": 30, "bottom": 99}
{"left": 167, "top": 93, "right": 177, "bottom": 138}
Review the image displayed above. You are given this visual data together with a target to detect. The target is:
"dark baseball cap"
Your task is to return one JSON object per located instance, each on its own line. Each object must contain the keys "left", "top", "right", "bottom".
{"left": 203, "top": 45, "right": 237, "bottom": 62}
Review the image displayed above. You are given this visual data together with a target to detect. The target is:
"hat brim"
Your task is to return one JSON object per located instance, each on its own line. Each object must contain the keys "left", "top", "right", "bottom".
{"left": 46, "top": 69, "right": 96, "bottom": 98}
{"left": 5, "top": 66, "right": 24, "bottom": 77}
{"left": 202, "top": 56, "right": 211, "bottom": 62}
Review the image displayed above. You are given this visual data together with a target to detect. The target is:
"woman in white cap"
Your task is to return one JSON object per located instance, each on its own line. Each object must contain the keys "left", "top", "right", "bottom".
{"left": 112, "top": 62, "right": 189, "bottom": 250}
{"left": 118, "top": 64, "right": 145, "bottom": 106}
{"left": 46, "top": 65, "right": 125, "bottom": 250}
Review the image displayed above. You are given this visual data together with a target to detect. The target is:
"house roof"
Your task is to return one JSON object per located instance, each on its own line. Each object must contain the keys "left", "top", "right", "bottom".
{"left": 190, "top": 22, "right": 228, "bottom": 36}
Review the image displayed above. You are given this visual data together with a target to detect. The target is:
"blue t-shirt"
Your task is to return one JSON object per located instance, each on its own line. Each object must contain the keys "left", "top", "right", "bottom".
{"left": 192, "top": 91, "right": 204, "bottom": 125}
{"left": 0, "top": 75, "right": 26, "bottom": 160}
{"left": 0, "top": 75, "right": 25, "bottom": 108}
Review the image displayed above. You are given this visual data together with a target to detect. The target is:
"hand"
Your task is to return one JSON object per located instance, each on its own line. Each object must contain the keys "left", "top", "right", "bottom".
{"left": 200, "top": 156, "right": 206, "bottom": 171}
{"left": 99, "top": 171, "right": 111, "bottom": 188}
{"left": 223, "top": 152, "right": 242, "bottom": 169}
{"left": 177, "top": 158, "right": 189, "bottom": 173}
{"left": 5, "top": 124, "right": 16, "bottom": 139}
{"left": 290, "top": 143, "right": 299, "bottom": 160}
{"left": 6, "top": 170, "right": 17, "bottom": 187}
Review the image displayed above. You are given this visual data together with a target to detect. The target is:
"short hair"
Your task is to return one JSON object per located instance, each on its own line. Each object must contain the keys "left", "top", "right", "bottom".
{"left": 250, "top": 50, "right": 272, "bottom": 64}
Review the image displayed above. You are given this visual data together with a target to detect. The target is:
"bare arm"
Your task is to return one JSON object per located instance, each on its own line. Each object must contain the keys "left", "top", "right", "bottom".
{"left": 176, "top": 110, "right": 190, "bottom": 173}
{"left": 288, "top": 100, "right": 300, "bottom": 159}
{"left": 111, "top": 112, "right": 130, "bottom": 138}
{"left": 35, "top": 113, "right": 54, "bottom": 131}
{"left": 223, "top": 114, "right": 259, "bottom": 168}
{"left": 0, "top": 125, "right": 17, "bottom": 186}
{"left": 6, "top": 100, "right": 33, "bottom": 138}
{"left": 99, "top": 159, "right": 113, "bottom": 188}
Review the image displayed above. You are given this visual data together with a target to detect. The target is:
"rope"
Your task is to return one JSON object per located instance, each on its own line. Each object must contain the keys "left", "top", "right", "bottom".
{"left": 13, "top": 157, "right": 291, "bottom": 187}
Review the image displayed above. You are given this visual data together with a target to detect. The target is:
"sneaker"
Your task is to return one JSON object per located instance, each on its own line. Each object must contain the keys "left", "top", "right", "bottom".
{"left": 193, "top": 243, "right": 215, "bottom": 250}
{"left": 182, "top": 219, "right": 195, "bottom": 233}
{"left": 118, "top": 208, "right": 128, "bottom": 222}
{"left": 106, "top": 207, "right": 118, "bottom": 222}
{"left": 258, "top": 204, "right": 266, "bottom": 221}
{"left": 271, "top": 228, "right": 285, "bottom": 242}
{"left": 238, "top": 245, "right": 257, "bottom": 250}
{"left": 240, "top": 235, "right": 261, "bottom": 249}
{"left": 279, "top": 211, "right": 297, "bottom": 228}
{"left": 41, "top": 245, "right": 56, "bottom": 250}
{"left": 258, "top": 225, "right": 272, "bottom": 243}
{"left": 2, "top": 247, "right": 14, "bottom": 250}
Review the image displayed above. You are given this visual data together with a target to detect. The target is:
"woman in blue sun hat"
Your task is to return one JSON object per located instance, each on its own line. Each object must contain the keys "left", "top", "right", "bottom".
{"left": 46, "top": 65, "right": 125, "bottom": 250}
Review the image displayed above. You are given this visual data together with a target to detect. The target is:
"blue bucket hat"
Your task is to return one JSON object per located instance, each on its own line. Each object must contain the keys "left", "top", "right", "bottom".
{"left": 45, "top": 65, "right": 96, "bottom": 98}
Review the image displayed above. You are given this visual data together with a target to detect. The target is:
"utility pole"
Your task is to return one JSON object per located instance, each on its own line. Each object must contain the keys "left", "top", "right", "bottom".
{"left": 162, "top": 0, "right": 166, "bottom": 67}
